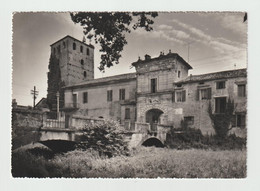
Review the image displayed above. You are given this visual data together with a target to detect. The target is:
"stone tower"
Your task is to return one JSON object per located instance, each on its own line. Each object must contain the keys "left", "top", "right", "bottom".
{"left": 47, "top": 35, "right": 94, "bottom": 111}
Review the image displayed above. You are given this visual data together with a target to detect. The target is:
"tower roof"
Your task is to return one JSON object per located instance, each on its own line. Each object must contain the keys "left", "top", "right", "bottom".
{"left": 50, "top": 35, "right": 94, "bottom": 49}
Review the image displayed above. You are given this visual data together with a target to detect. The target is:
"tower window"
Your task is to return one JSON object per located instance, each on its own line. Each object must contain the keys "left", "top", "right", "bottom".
{"left": 87, "top": 48, "right": 89, "bottom": 55}
{"left": 151, "top": 78, "right": 157, "bottom": 93}
{"left": 58, "top": 45, "right": 61, "bottom": 53}
{"left": 81, "top": 59, "right": 84, "bottom": 65}
{"left": 83, "top": 71, "right": 87, "bottom": 78}
{"left": 80, "top": 46, "right": 83, "bottom": 53}
{"left": 73, "top": 42, "right": 76, "bottom": 50}
{"left": 178, "top": 71, "right": 181, "bottom": 78}
{"left": 63, "top": 41, "right": 66, "bottom": 48}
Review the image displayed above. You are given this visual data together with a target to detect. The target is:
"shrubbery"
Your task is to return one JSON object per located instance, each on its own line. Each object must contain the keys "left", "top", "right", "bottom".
{"left": 75, "top": 120, "right": 129, "bottom": 157}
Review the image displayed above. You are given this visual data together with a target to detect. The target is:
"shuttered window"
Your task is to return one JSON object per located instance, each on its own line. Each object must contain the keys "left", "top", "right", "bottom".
{"left": 83, "top": 92, "right": 88, "bottom": 103}
{"left": 175, "top": 90, "right": 186, "bottom": 102}
{"left": 151, "top": 78, "right": 157, "bottom": 93}
{"left": 125, "top": 108, "right": 130, "bottom": 119}
{"left": 199, "top": 88, "right": 211, "bottom": 100}
{"left": 119, "top": 89, "right": 125, "bottom": 100}
{"left": 215, "top": 97, "right": 226, "bottom": 113}
{"left": 238, "top": 84, "right": 246, "bottom": 97}
{"left": 107, "top": 90, "right": 113, "bottom": 102}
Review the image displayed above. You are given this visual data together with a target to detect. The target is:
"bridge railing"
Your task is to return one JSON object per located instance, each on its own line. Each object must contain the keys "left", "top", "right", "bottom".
{"left": 134, "top": 122, "right": 150, "bottom": 133}
{"left": 43, "top": 119, "right": 65, "bottom": 129}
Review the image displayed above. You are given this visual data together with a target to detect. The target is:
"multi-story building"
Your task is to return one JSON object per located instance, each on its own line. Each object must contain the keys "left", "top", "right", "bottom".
{"left": 49, "top": 36, "right": 246, "bottom": 136}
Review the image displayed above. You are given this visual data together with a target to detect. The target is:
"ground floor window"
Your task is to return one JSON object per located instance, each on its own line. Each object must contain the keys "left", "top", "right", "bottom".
{"left": 215, "top": 97, "right": 226, "bottom": 113}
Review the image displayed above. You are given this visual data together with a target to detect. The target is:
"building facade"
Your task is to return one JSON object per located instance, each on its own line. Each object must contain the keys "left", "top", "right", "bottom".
{"left": 49, "top": 36, "right": 246, "bottom": 135}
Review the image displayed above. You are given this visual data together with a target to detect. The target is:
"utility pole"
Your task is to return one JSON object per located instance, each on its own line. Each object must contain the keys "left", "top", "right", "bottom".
{"left": 186, "top": 41, "right": 194, "bottom": 63}
{"left": 30, "top": 86, "right": 39, "bottom": 108}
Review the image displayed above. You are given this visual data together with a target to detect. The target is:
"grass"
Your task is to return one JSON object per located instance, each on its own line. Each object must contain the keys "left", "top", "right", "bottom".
{"left": 12, "top": 146, "right": 246, "bottom": 178}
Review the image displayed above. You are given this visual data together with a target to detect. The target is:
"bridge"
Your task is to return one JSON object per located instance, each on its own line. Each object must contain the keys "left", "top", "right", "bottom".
{"left": 39, "top": 116, "right": 170, "bottom": 148}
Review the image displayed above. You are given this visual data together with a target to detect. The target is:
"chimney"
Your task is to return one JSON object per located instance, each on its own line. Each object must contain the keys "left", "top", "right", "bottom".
{"left": 144, "top": 54, "right": 151, "bottom": 60}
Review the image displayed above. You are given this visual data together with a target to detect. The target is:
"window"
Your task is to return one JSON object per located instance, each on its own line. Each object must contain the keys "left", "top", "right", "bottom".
{"left": 53, "top": 47, "right": 56, "bottom": 54}
{"left": 83, "top": 71, "right": 87, "bottom": 78}
{"left": 176, "top": 90, "right": 186, "bottom": 102}
{"left": 125, "top": 108, "right": 130, "bottom": 119}
{"left": 178, "top": 71, "right": 181, "bottom": 78}
{"left": 199, "top": 88, "right": 211, "bottom": 100}
{"left": 63, "top": 41, "right": 66, "bottom": 48}
{"left": 87, "top": 48, "right": 89, "bottom": 55}
{"left": 184, "top": 116, "right": 194, "bottom": 126}
{"left": 83, "top": 92, "right": 88, "bottom": 103}
{"left": 73, "top": 42, "right": 76, "bottom": 50}
{"left": 215, "top": 97, "right": 226, "bottom": 113}
{"left": 119, "top": 89, "right": 125, "bottom": 100}
{"left": 58, "top": 45, "right": 61, "bottom": 53}
{"left": 151, "top": 78, "right": 157, "bottom": 93}
{"left": 216, "top": 81, "right": 225, "bottom": 89}
{"left": 80, "top": 46, "right": 83, "bottom": 53}
{"left": 236, "top": 114, "right": 246, "bottom": 128}
{"left": 81, "top": 59, "right": 84, "bottom": 65}
{"left": 238, "top": 84, "right": 246, "bottom": 97}
{"left": 107, "top": 90, "right": 113, "bottom": 102}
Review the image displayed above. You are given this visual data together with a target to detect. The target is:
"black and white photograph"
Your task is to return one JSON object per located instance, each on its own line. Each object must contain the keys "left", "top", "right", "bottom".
{"left": 11, "top": 11, "right": 248, "bottom": 178}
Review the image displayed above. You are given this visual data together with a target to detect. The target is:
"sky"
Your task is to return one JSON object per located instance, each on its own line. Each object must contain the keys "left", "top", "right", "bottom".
{"left": 12, "top": 12, "right": 247, "bottom": 106}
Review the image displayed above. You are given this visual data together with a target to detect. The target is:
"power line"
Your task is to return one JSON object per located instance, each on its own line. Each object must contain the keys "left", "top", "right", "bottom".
{"left": 30, "top": 86, "right": 39, "bottom": 108}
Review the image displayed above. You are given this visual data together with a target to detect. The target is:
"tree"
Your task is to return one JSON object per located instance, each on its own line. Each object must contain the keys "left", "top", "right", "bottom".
{"left": 70, "top": 12, "right": 158, "bottom": 71}
{"left": 208, "top": 98, "right": 236, "bottom": 138}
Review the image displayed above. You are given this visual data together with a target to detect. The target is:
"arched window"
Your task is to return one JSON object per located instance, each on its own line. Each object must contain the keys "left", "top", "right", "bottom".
{"left": 80, "top": 46, "right": 83, "bottom": 53}
{"left": 87, "top": 48, "right": 89, "bottom": 55}
{"left": 73, "top": 42, "right": 76, "bottom": 50}
{"left": 84, "top": 71, "right": 87, "bottom": 78}
{"left": 81, "top": 59, "right": 84, "bottom": 65}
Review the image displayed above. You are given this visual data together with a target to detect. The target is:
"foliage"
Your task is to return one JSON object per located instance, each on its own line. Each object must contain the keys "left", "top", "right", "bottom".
{"left": 70, "top": 12, "right": 158, "bottom": 71}
{"left": 208, "top": 97, "right": 236, "bottom": 138}
{"left": 46, "top": 53, "right": 65, "bottom": 110}
{"left": 12, "top": 147, "right": 246, "bottom": 178}
{"left": 75, "top": 120, "right": 129, "bottom": 157}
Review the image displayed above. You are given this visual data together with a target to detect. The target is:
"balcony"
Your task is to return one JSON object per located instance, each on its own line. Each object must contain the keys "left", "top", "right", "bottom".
{"left": 62, "top": 103, "right": 79, "bottom": 111}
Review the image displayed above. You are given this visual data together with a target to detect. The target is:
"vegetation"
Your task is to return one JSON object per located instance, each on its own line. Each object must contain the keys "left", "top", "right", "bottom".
{"left": 70, "top": 12, "right": 158, "bottom": 71}
{"left": 12, "top": 147, "right": 246, "bottom": 178}
{"left": 208, "top": 98, "right": 236, "bottom": 138}
{"left": 75, "top": 120, "right": 129, "bottom": 157}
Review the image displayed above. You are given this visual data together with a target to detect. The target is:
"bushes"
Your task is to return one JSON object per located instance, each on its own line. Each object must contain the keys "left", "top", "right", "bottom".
{"left": 75, "top": 120, "right": 129, "bottom": 157}
{"left": 166, "top": 126, "right": 246, "bottom": 150}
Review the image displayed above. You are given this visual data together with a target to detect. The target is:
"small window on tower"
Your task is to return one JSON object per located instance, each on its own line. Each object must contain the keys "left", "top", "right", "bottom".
{"left": 84, "top": 71, "right": 87, "bottom": 78}
{"left": 81, "top": 59, "right": 84, "bottom": 65}
{"left": 80, "top": 46, "right": 83, "bottom": 53}
{"left": 63, "top": 41, "right": 66, "bottom": 48}
{"left": 178, "top": 71, "right": 181, "bottom": 78}
{"left": 73, "top": 42, "right": 76, "bottom": 50}
{"left": 58, "top": 45, "right": 61, "bottom": 53}
{"left": 87, "top": 48, "right": 90, "bottom": 55}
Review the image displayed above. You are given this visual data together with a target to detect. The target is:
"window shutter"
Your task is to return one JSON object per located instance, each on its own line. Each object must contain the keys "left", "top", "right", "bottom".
{"left": 107, "top": 91, "right": 109, "bottom": 101}
{"left": 182, "top": 90, "right": 186, "bottom": 102}
{"left": 208, "top": 88, "right": 212, "bottom": 99}
{"left": 172, "top": 91, "right": 175, "bottom": 102}
{"left": 231, "top": 115, "right": 236, "bottom": 127}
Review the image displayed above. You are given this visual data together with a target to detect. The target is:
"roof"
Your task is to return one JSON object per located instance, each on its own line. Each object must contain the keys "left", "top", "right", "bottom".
{"left": 176, "top": 68, "right": 247, "bottom": 84}
{"left": 131, "top": 53, "right": 192, "bottom": 69}
{"left": 50, "top": 35, "right": 95, "bottom": 49}
{"left": 64, "top": 73, "right": 136, "bottom": 89}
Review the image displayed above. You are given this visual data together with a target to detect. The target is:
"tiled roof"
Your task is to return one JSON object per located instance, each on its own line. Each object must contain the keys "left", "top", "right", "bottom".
{"left": 176, "top": 68, "right": 247, "bottom": 84}
{"left": 64, "top": 73, "right": 136, "bottom": 89}
{"left": 132, "top": 53, "right": 192, "bottom": 69}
